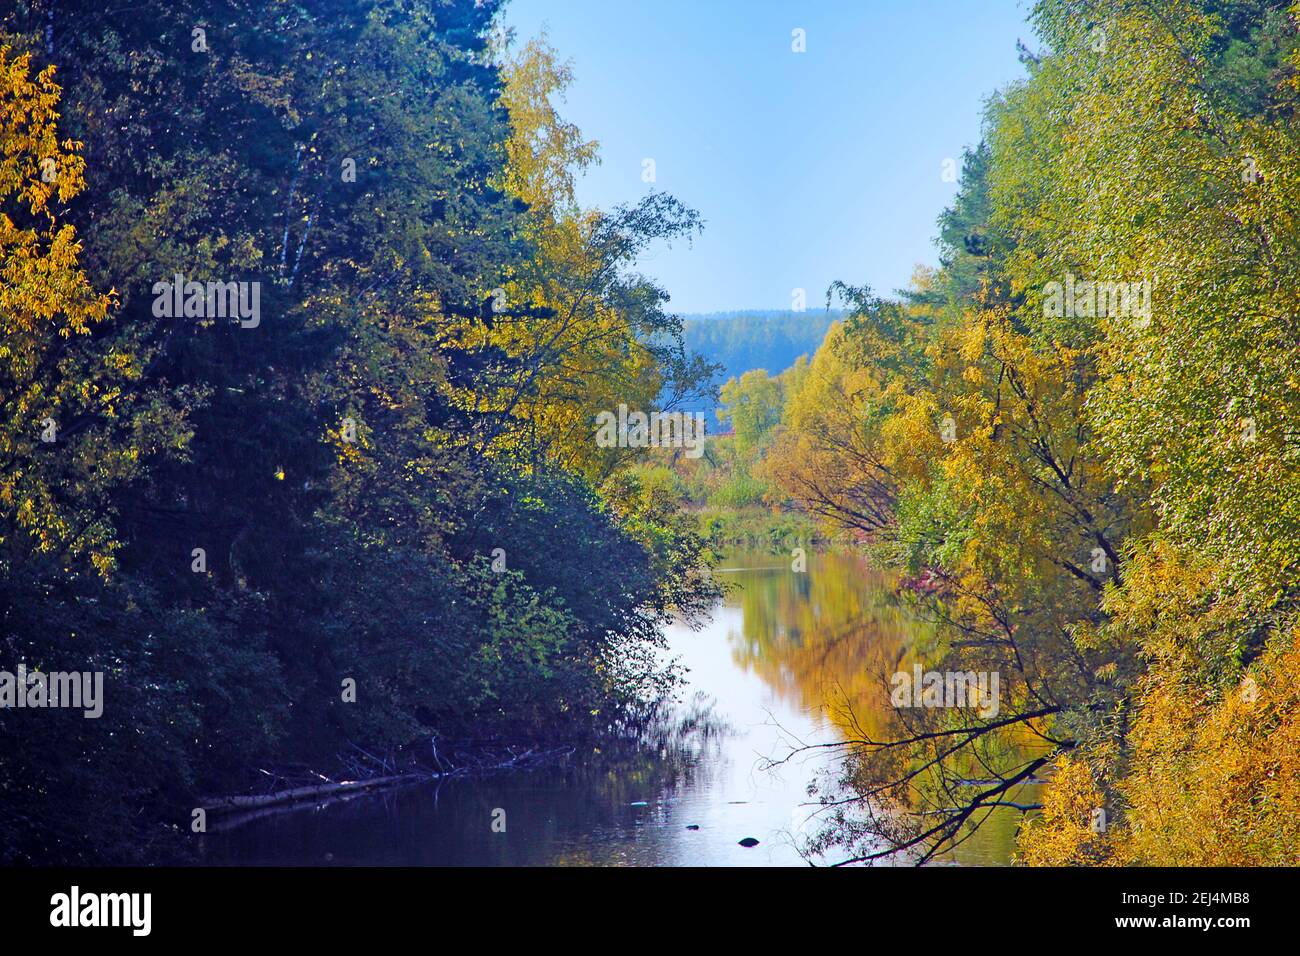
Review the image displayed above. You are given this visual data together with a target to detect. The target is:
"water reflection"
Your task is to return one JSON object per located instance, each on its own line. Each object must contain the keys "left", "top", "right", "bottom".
{"left": 211, "top": 550, "right": 1028, "bottom": 866}
{"left": 722, "top": 550, "right": 925, "bottom": 745}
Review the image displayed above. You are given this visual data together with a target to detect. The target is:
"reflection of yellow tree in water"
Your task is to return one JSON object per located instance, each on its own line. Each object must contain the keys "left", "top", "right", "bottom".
{"left": 720, "top": 550, "right": 1043, "bottom": 865}
{"left": 723, "top": 550, "right": 923, "bottom": 743}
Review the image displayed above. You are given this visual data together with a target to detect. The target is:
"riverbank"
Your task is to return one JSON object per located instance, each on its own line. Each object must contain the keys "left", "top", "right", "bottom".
{"left": 208, "top": 550, "right": 1026, "bottom": 866}
{"left": 697, "top": 506, "right": 823, "bottom": 553}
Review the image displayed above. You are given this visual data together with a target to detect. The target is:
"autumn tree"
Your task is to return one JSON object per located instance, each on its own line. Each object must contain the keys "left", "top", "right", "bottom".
{"left": 473, "top": 37, "right": 713, "bottom": 480}
{"left": 765, "top": 0, "right": 1300, "bottom": 866}
{"left": 0, "top": 45, "right": 189, "bottom": 577}
{"left": 0, "top": 1, "right": 718, "bottom": 863}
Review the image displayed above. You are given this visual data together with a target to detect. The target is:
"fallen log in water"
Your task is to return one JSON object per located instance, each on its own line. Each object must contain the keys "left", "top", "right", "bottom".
{"left": 199, "top": 744, "right": 579, "bottom": 831}
{"left": 202, "top": 786, "right": 417, "bottom": 833}
{"left": 201, "top": 773, "right": 427, "bottom": 816}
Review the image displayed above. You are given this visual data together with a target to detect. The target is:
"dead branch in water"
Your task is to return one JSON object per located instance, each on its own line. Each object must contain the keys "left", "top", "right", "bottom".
{"left": 200, "top": 744, "right": 578, "bottom": 832}
{"left": 201, "top": 773, "right": 424, "bottom": 815}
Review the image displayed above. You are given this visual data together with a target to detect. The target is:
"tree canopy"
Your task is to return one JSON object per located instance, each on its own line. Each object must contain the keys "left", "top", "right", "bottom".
{"left": 749, "top": 0, "right": 1300, "bottom": 865}
{"left": 0, "top": 0, "right": 715, "bottom": 864}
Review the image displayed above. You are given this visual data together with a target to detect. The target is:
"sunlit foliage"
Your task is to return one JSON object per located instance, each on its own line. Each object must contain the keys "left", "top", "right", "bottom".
{"left": 755, "top": 0, "right": 1300, "bottom": 865}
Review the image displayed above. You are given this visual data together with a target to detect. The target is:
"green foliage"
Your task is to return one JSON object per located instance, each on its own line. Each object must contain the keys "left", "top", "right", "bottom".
{"left": 0, "top": 0, "right": 716, "bottom": 863}
{"left": 717, "top": 368, "right": 783, "bottom": 456}
{"left": 696, "top": 507, "right": 820, "bottom": 553}
{"left": 741, "top": 0, "right": 1300, "bottom": 867}
{"left": 0, "top": 563, "right": 286, "bottom": 864}
{"left": 708, "top": 473, "right": 769, "bottom": 509}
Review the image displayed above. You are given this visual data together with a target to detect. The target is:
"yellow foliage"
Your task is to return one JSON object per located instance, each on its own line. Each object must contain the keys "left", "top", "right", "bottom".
{"left": 460, "top": 38, "right": 665, "bottom": 479}
{"left": 1017, "top": 755, "right": 1115, "bottom": 866}
{"left": 0, "top": 46, "right": 123, "bottom": 570}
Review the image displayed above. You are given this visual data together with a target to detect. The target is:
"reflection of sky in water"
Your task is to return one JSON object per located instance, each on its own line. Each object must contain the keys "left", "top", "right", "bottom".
{"left": 652, "top": 608, "right": 841, "bottom": 866}
{"left": 211, "top": 551, "right": 1023, "bottom": 866}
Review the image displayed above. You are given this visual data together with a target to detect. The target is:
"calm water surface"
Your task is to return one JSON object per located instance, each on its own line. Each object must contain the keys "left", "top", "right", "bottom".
{"left": 212, "top": 551, "right": 1026, "bottom": 866}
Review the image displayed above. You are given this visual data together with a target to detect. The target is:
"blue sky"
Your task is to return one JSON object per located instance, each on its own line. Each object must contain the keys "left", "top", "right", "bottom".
{"left": 501, "top": 0, "right": 1035, "bottom": 314}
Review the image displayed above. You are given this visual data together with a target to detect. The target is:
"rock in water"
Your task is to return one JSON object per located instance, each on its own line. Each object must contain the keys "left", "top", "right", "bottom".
{"left": 738, "top": 837, "right": 760, "bottom": 847}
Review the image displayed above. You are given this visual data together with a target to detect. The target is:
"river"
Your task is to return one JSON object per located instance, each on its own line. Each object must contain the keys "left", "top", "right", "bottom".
{"left": 212, "top": 550, "right": 1027, "bottom": 866}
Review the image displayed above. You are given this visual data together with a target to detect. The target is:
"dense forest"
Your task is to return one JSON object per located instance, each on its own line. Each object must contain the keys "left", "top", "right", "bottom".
{"left": 0, "top": 0, "right": 717, "bottom": 864}
{"left": 719, "top": 0, "right": 1300, "bottom": 865}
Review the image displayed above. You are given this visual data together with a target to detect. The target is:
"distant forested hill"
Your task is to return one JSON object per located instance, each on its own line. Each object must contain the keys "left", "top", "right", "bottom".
{"left": 684, "top": 310, "right": 841, "bottom": 420}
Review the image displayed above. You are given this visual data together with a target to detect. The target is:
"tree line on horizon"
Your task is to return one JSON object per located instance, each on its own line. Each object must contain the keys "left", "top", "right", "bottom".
{"left": 684, "top": 310, "right": 838, "bottom": 422}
